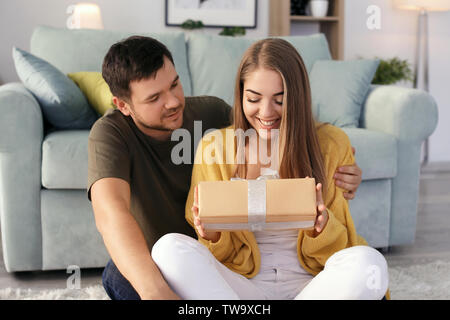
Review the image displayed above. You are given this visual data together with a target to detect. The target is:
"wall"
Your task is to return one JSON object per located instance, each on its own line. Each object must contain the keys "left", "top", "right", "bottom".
{"left": 428, "top": 12, "right": 450, "bottom": 162}
{"left": 342, "top": 0, "right": 450, "bottom": 163}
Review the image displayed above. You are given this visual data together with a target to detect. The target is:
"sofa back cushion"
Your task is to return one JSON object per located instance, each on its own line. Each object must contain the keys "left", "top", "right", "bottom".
{"left": 30, "top": 26, "right": 192, "bottom": 96}
{"left": 186, "top": 33, "right": 332, "bottom": 107}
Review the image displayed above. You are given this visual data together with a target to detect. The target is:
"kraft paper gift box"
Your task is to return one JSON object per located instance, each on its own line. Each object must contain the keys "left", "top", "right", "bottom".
{"left": 198, "top": 178, "right": 317, "bottom": 231}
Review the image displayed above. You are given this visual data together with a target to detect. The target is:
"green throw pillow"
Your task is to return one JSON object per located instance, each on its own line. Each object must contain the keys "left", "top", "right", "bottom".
{"left": 68, "top": 72, "right": 116, "bottom": 116}
{"left": 309, "top": 59, "right": 380, "bottom": 128}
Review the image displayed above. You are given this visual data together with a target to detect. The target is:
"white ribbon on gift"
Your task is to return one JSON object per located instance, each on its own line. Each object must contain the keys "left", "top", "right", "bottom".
{"left": 231, "top": 172, "right": 278, "bottom": 231}
{"left": 246, "top": 179, "right": 267, "bottom": 232}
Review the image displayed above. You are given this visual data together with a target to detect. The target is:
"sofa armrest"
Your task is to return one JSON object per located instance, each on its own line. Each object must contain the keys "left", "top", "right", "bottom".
{"left": 361, "top": 85, "right": 438, "bottom": 142}
{"left": 0, "top": 83, "right": 44, "bottom": 271}
{"left": 360, "top": 85, "right": 438, "bottom": 246}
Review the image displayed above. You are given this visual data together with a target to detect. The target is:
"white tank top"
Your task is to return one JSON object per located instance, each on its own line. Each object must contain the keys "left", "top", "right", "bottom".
{"left": 252, "top": 168, "right": 310, "bottom": 276}
{"left": 253, "top": 229, "right": 302, "bottom": 270}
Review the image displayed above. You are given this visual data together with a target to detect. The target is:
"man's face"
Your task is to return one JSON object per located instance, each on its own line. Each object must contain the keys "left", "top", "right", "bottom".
{"left": 115, "top": 56, "right": 185, "bottom": 140}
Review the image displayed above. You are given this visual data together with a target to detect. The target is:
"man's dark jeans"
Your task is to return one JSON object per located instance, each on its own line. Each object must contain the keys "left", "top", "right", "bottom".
{"left": 102, "top": 259, "right": 141, "bottom": 300}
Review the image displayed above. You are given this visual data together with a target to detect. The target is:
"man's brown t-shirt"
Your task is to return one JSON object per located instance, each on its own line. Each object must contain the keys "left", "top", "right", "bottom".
{"left": 87, "top": 96, "right": 231, "bottom": 250}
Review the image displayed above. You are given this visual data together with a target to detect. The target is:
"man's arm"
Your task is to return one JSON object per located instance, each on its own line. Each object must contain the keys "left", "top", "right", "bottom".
{"left": 333, "top": 147, "right": 362, "bottom": 200}
{"left": 91, "top": 177, "right": 179, "bottom": 300}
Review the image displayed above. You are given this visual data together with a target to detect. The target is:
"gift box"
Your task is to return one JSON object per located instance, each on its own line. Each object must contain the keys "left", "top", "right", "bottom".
{"left": 198, "top": 178, "right": 317, "bottom": 231}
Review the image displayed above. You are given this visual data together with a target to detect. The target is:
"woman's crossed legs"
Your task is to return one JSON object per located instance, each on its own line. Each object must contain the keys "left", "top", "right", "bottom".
{"left": 151, "top": 233, "right": 388, "bottom": 300}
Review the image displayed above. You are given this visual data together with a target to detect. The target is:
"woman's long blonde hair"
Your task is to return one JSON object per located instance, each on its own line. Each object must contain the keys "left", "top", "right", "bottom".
{"left": 233, "top": 38, "right": 327, "bottom": 197}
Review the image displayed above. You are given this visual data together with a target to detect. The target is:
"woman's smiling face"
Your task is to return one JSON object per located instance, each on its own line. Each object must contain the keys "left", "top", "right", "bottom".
{"left": 242, "top": 67, "right": 284, "bottom": 141}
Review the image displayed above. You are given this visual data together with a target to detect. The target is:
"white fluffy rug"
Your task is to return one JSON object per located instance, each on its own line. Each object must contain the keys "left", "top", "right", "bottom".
{"left": 1, "top": 260, "right": 449, "bottom": 300}
{"left": 0, "top": 285, "right": 109, "bottom": 300}
{"left": 388, "top": 259, "right": 450, "bottom": 300}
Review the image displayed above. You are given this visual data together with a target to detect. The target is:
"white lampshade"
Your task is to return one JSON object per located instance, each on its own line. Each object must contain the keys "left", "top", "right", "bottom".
{"left": 67, "top": 3, "right": 104, "bottom": 29}
{"left": 394, "top": 0, "right": 450, "bottom": 11}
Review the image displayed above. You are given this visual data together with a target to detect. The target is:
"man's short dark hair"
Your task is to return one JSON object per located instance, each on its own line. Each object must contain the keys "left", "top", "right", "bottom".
{"left": 102, "top": 36, "right": 175, "bottom": 101}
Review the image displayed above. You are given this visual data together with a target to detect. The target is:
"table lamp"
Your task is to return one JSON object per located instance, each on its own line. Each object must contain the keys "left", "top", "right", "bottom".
{"left": 67, "top": 3, "right": 104, "bottom": 30}
{"left": 394, "top": 0, "right": 450, "bottom": 165}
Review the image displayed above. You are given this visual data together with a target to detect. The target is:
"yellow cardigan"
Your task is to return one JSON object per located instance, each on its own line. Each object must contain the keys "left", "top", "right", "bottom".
{"left": 185, "top": 123, "right": 390, "bottom": 299}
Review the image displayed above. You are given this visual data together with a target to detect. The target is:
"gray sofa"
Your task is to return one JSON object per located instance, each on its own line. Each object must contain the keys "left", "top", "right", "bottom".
{"left": 0, "top": 26, "right": 438, "bottom": 272}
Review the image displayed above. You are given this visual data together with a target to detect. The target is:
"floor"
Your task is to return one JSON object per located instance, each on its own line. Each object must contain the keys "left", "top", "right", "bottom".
{"left": 0, "top": 162, "right": 449, "bottom": 292}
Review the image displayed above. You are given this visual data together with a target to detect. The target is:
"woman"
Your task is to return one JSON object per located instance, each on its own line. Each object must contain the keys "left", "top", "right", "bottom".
{"left": 151, "top": 38, "right": 389, "bottom": 300}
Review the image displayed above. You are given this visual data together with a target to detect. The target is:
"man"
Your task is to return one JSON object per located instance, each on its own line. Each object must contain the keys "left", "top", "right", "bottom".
{"left": 88, "top": 36, "right": 362, "bottom": 300}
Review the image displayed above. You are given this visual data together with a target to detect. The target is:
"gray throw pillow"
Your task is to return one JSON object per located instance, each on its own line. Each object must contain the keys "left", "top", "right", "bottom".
{"left": 12, "top": 47, "right": 97, "bottom": 129}
{"left": 309, "top": 59, "right": 380, "bottom": 128}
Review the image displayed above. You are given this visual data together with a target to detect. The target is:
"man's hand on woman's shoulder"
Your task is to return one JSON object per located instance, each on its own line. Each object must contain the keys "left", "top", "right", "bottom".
{"left": 333, "top": 147, "right": 362, "bottom": 200}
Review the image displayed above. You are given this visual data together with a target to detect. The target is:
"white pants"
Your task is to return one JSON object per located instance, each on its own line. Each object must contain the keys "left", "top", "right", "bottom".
{"left": 151, "top": 233, "right": 389, "bottom": 300}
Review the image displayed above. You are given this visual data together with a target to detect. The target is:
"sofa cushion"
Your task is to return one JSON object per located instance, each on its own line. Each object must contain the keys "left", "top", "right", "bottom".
{"left": 342, "top": 128, "right": 397, "bottom": 180}
{"left": 187, "top": 33, "right": 331, "bottom": 106}
{"left": 12, "top": 47, "right": 98, "bottom": 129}
{"left": 42, "top": 130, "right": 89, "bottom": 189}
{"left": 30, "top": 26, "right": 192, "bottom": 96}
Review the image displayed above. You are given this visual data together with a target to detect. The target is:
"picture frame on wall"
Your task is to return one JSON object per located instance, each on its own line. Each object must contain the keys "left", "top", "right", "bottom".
{"left": 165, "top": 0, "right": 257, "bottom": 28}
